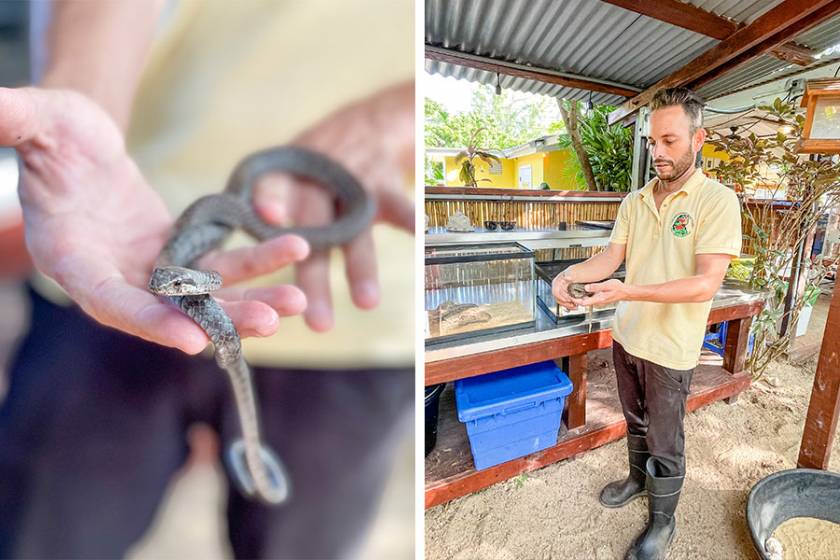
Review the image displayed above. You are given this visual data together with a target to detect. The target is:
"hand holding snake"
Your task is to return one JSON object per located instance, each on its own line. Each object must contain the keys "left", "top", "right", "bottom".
{"left": 149, "top": 146, "right": 375, "bottom": 504}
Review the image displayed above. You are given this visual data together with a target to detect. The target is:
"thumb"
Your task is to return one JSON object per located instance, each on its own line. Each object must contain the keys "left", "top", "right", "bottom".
{"left": 585, "top": 282, "right": 604, "bottom": 293}
{"left": 0, "top": 87, "right": 44, "bottom": 147}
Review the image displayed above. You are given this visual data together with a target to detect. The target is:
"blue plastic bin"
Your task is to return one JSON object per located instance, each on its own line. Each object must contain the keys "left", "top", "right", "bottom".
{"left": 455, "top": 361, "right": 574, "bottom": 471}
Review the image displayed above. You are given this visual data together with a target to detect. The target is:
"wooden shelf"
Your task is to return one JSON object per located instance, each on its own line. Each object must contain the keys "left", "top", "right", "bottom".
{"left": 425, "top": 351, "right": 750, "bottom": 508}
{"left": 424, "top": 299, "right": 763, "bottom": 508}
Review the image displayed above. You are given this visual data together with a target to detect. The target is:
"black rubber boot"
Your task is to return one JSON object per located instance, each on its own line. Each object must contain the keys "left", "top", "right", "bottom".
{"left": 600, "top": 434, "right": 649, "bottom": 508}
{"left": 625, "top": 457, "right": 684, "bottom": 560}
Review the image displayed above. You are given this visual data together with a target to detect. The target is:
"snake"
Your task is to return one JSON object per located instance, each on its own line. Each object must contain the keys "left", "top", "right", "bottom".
{"left": 148, "top": 146, "right": 375, "bottom": 505}
{"left": 567, "top": 282, "right": 594, "bottom": 299}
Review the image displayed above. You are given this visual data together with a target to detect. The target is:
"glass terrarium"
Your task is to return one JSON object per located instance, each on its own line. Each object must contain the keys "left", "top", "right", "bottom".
{"left": 535, "top": 260, "right": 624, "bottom": 323}
{"left": 425, "top": 243, "right": 536, "bottom": 344}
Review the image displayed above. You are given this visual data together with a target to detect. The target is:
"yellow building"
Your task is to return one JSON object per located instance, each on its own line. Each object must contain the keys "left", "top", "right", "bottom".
{"left": 426, "top": 137, "right": 733, "bottom": 191}
{"left": 426, "top": 135, "right": 587, "bottom": 190}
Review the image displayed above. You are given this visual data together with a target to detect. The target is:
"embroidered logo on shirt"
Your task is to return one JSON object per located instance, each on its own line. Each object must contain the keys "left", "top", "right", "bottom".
{"left": 671, "top": 212, "right": 693, "bottom": 238}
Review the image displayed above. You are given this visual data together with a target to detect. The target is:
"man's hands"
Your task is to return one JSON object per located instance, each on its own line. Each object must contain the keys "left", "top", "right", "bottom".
{"left": 251, "top": 82, "right": 415, "bottom": 331}
{"left": 553, "top": 273, "right": 628, "bottom": 310}
{"left": 1, "top": 87, "right": 309, "bottom": 354}
{"left": 574, "top": 279, "right": 628, "bottom": 307}
{"left": 551, "top": 272, "right": 579, "bottom": 311}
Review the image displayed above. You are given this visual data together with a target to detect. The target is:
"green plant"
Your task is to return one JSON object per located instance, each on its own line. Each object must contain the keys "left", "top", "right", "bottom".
{"left": 455, "top": 127, "right": 501, "bottom": 188}
{"left": 424, "top": 156, "right": 444, "bottom": 185}
{"left": 558, "top": 104, "right": 632, "bottom": 191}
{"left": 707, "top": 98, "right": 840, "bottom": 378}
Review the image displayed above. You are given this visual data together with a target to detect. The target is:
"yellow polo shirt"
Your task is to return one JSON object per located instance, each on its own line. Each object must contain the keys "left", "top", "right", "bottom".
{"left": 609, "top": 167, "right": 742, "bottom": 370}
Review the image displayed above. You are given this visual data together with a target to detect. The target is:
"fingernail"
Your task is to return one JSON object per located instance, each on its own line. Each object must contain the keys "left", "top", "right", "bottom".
{"left": 353, "top": 281, "right": 379, "bottom": 309}
{"left": 258, "top": 310, "right": 280, "bottom": 336}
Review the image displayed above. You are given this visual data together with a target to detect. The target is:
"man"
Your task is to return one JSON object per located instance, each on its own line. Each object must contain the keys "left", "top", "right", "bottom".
{"left": 0, "top": 1, "right": 413, "bottom": 558}
{"left": 552, "top": 88, "right": 742, "bottom": 560}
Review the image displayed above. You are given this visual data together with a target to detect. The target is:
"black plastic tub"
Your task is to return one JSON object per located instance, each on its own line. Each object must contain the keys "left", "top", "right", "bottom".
{"left": 746, "top": 468, "right": 840, "bottom": 559}
{"left": 425, "top": 384, "right": 446, "bottom": 456}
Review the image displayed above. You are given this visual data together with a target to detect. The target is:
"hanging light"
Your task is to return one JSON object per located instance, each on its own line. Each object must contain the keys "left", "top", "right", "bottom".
{"left": 797, "top": 78, "right": 840, "bottom": 154}
{"left": 495, "top": 72, "right": 502, "bottom": 96}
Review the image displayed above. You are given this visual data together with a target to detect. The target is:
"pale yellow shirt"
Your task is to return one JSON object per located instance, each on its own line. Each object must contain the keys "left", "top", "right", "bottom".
{"left": 609, "top": 167, "right": 742, "bottom": 370}
{"left": 34, "top": 0, "right": 414, "bottom": 369}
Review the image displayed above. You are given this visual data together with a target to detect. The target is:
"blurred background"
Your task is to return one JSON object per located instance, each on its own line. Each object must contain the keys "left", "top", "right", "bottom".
{"left": 0, "top": 3, "right": 414, "bottom": 558}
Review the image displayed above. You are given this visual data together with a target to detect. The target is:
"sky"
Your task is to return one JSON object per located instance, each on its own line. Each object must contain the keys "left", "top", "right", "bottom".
{"left": 424, "top": 71, "right": 562, "bottom": 121}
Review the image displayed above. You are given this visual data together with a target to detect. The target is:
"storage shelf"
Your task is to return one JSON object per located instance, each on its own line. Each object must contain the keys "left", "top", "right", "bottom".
{"left": 425, "top": 350, "right": 749, "bottom": 509}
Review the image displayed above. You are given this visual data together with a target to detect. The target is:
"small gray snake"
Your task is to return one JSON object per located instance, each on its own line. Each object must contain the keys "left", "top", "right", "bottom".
{"left": 567, "top": 283, "right": 594, "bottom": 299}
{"left": 148, "top": 146, "right": 375, "bottom": 505}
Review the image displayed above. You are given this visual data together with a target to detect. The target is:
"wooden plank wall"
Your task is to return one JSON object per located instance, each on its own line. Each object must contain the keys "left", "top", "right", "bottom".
{"left": 424, "top": 198, "right": 622, "bottom": 230}
{"left": 424, "top": 191, "right": 786, "bottom": 259}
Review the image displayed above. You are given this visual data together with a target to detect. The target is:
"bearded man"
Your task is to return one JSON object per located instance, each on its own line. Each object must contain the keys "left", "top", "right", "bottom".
{"left": 552, "top": 87, "right": 742, "bottom": 560}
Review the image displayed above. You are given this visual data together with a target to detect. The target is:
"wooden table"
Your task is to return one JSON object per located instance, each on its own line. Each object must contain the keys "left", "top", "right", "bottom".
{"left": 424, "top": 296, "right": 763, "bottom": 509}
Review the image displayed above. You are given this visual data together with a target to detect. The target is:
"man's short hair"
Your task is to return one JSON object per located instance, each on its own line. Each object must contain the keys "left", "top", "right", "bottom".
{"left": 649, "top": 87, "right": 705, "bottom": 134}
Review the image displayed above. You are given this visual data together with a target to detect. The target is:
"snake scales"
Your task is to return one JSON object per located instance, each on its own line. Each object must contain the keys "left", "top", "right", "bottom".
{"left": 148, "top": 146, "right": 375, "bottom": 505}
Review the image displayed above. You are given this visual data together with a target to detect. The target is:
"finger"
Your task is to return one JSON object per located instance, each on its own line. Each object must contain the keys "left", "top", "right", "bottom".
{"left": 377, "top": 188, "right": 414, "bottom": 233}
{"left": 551, "top": 282, "right": 574, "bottom": 304}
{"left": 0, "top": 87, "right": 42, "bottom": 146}
{"left": 197, "top": 234, "right": 310, "bottom": 285}
{"left": 343, "top": 229, "right": 379, "bottom": 309}
{"left": 216, "top": 300, "right": 280, "bottom": 338}
{"left": 586, "top": 281, "right": 615, "bottom": 293}
{"left": 50, "top": 252, "right": 209, "bottom": 354}
{"left": 293, "top": 180, "right": 335, "bottom": 331}
{"left": 215, "top": 284, "right": 307, "bottom": 316}
{"left": 297, "top": 253, "right": 333, "bottom": 331}
{"left": 89, "top": 276, "right": 211, "bottom": 354}
{"left": 577, "top": 295, "right": 605, "bottom": 307}
{"left": 552, "top": 286, "right": 573, "bottom": 304}
{"left": 253, "top": 173, "right": 294, "bottom": 225}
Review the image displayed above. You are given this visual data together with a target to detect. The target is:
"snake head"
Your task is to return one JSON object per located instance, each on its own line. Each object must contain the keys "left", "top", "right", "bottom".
{"left": 148, "top": 266, "right": 222, "bottom": 296}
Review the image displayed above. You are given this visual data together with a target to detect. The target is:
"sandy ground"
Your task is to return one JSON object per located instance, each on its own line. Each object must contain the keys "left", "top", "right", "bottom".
{"left": 425, "top": 294, "right": 839, "bottom": 560}
{"left": 0, "top": 282, "right": 414, "bottom": 559}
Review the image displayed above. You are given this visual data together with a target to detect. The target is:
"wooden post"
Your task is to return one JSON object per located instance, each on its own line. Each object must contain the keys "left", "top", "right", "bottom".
{"left": 723, "top": 315, "right": 752, "bottom": 375}
{"left": 558, "top": 353, "right": 588, "bottom": 430}
{"left": 797, "top": 283, "right": 840, "bottom": 469}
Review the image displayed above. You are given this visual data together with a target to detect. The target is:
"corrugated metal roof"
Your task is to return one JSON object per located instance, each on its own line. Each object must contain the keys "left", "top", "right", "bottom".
{"left": 698, "top": 14, "right": 840, "bottom": 99}
{"left": 681, "top": 0, "right": 780, "bottom": 24}
{"left": 425, "top": 0, "right": 719, "bottom": 94}
{"left": 425, "top": 59, "right": 627, "bottom": 105}
{"left": 425, "top": 0, "right": 840, "bottom": 104}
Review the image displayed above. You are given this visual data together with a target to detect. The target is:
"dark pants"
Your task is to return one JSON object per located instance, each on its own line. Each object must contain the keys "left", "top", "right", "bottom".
{"left": 612, "top": 342, "right": 693, "bottom": 477}
{"left": 0, "top": 286, "right": 413, "bottom": 559}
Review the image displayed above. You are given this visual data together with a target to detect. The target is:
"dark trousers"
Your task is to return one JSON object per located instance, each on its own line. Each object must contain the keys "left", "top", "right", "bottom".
{"left": 0, "top": 286, "right": 413, "bottom": 559}
{"left": 612, "top": 342, "right": 693, "bottom": 477}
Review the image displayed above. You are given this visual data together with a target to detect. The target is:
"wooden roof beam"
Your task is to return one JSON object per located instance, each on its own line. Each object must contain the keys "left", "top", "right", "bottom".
{"left": 599, "top": 0, "right": 740, "bottom": 40}
{"left": 608, "top": 0, "right": 840, "bottom": 125}
{"left": 770, "top": 42, "right": 818, "bottom": 66}
{"left": 425, "top": 46, "right": 641, "bottom": 98}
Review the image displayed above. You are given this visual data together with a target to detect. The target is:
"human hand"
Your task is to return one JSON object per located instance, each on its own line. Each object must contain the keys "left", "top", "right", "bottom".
{"left": 251, "top": 81, "right": 415, "bottom": 331}
{"left": 551, "top": 271, "right": 581, "bottom": 311}
{"left": 1, "top": 87, "right": 309, "bottom": 354}
{"left": 576, "top": 279, "right": 629, "bottom": 307}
